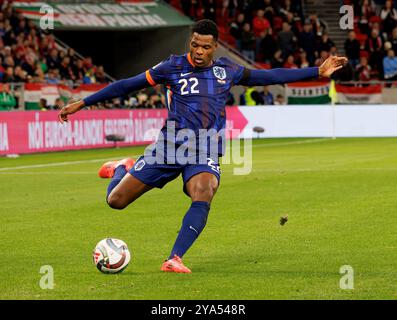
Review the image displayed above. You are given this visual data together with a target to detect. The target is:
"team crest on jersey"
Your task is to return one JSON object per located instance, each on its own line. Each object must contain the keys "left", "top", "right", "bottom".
{"left": 213, "top": 66, "right": 226, "bottom": 81}
{"left": 134, "top": 159, "right": 146, "bottom": 171}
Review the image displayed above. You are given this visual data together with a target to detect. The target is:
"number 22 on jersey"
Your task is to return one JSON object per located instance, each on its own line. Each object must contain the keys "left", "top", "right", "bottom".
{"left": 178, "top": 77, "right": 199, "bottom": 95}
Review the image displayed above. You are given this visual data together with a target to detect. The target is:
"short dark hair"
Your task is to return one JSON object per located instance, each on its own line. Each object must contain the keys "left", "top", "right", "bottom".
{"left": 191, "top": 19, "right": 218, "bottom": 41}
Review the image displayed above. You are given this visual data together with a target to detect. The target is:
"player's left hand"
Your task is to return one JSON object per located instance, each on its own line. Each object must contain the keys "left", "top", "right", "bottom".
{"left": 58, "top": 100, "right": 85, "bottom": 123}
{"left": 319, "top": 56, "right": 348, "bottom": 78}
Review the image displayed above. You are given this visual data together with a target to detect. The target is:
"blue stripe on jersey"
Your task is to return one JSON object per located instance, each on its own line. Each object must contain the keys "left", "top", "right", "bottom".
{"left": 206, "top": 69, "right": 214, "bottom": 95}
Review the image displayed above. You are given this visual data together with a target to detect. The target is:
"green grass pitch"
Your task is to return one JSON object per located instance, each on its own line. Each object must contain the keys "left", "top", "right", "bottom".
{"left": 1, "top": 138, "right": 396, "bottom": 300}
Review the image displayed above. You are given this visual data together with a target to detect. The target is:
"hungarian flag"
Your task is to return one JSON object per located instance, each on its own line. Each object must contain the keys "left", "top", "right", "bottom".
{"left": 25, "top": 83, "right": 108, "bottom": 109}
{"left": 286, "top": 82, "right": 331, "bottom": 104}
{"left": 24, "top": 83, "right": 60, "bottom": 110}
{"left": 58, "top": 84, "right": 107, "bottom": 103}
{"left": 335, "top": 84, "right": 382, "bottom": 104}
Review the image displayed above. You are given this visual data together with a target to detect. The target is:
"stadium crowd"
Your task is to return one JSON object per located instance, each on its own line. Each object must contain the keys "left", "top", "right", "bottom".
{"left": 3, "top": 0, "right": 397, "bottom": 110}
{"left": 0, "top": 1, "right": 167, "bottom": 110}
{"left": 0, "top": 2, "right": 106, "bottom": 85}
{"left": 171, "top": 0, "right": 397, "bottom": 83}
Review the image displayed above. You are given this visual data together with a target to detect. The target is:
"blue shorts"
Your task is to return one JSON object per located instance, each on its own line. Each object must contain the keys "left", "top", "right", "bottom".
{"left": 129, "top": 155, "right": 221, "bottom": 197}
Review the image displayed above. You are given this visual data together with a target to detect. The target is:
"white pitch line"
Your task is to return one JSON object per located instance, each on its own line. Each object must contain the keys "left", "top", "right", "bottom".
{"left": 251, "top": 138, "right": 333, "bottom": 148}
{"left": 0, "top": 171, "right": 96, "bottom": 175}
{"left": 0, "top": 139, "right": 331, "bottom": 172}
{"left": 0, "top": 155, "right": 141, "bottom": 171}
{"left": 252, "top": 167, "right": 397, "bottom": 173}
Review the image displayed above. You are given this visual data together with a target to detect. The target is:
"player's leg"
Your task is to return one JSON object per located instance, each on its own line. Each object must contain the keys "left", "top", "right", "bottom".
{"left": 100, "top": 158, "right": 153, "bottom": 210}
{"left": 161, "top": 163, "right": 220, "bottom": 273}
{"left": 167, "top": 172, "right": 218, "bottom": 259}
{"left": 107, "top": 172, "right": 153, "bottom": 210}
{"left": 185, "top": 171, "right": 219, "bottom": 203}
{"left": 105, "top": 155, "right": 182, "bottom": 210}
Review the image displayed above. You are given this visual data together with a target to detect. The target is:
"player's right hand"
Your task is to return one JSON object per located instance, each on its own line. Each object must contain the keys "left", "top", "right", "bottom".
{"left": 58, "top": 100, "right": 85, "bottom": 124}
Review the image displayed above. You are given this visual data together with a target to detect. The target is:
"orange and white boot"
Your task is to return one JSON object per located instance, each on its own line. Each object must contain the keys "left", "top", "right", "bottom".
{"left": 160, "top": 255, "right": 192, "bottom": 274}
{"left": 98, "top": 158, "right": 135, "bottom": 178}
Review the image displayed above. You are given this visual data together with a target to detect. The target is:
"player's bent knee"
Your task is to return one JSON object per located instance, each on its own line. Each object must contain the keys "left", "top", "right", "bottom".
{"left": 107, "top": 192, "right": 129, "bottom": 210}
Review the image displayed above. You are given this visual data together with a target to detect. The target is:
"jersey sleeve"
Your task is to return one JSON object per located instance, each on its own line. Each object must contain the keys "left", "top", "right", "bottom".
{"left": 221, "top": 57, "right": 247, "bottom": 86}
{"left": 145, "top": 55, "right": 173, "bottom": 86}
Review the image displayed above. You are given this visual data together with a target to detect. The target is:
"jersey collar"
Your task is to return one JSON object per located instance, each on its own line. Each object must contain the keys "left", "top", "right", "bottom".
{"left": 186, "top": 52, "right": 215, "bottom": 69}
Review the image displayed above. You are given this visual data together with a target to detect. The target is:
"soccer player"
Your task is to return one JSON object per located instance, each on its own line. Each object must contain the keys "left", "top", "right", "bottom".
{"left": 58, "top": 20, "right": 347, "bottom": 273}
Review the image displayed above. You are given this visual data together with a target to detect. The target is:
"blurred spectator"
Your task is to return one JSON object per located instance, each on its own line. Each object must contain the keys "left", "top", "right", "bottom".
{"left": 0, "top": 84, "right": 16, "bottom": 110}
{"left": 330, "top": 46, "right": 338, "bottom": 56}
{"left": 381, "top": 0, "right": 397, "bottom": 34}
{"left": 308, "top": 14, "right": 324, "bottom": 37}
{"left": 240, "top": 86, "right": 263, "bottom": 105}
{"left": 344, "top": 31, "right": 361, "bottom": 68}
{"left": 136, "top": 90, "right": 149, "bottom": 108}
{"left": 270, "top": 49, "right": 284, "bottom": 68}
{"left": 260, "top": 86, "right": 274, "bottom": 105}
{"left": 258, "top": 28, "right": 277, "bottom": 62}
{"left": 59, "top": 57, "right": 73, "bottom": 80}
{"left": 316, "top": 32, "right": 335, "bottom": 56}
{"left": 45, "top": 68, "right": 60, "bottom": 84}
{"left": 53, "top": 97, "right": 64, "bottom": 110}
{"left": 315, "top": 50, "right": 330, "bottom": 67}
{"left": 260, "top": 0, "right": 276, "bottom": 23}
{"left": 21, "top": 55, "right": 36, "bottom": 77}
{"left": 46, "top": 48, "right": 59, "bottom": 70}
{"left": 283, "top": 54, "right": 298, "bottom": 68}
{"left": 278, "top": 22, "right": 296, "bottom": 59}
{"left": 95, "top": 65, "right": 107, "bottom": 84}
{"left": 221, "top": 0, "right": 239, "bottom": 19}
{"left": 366, "top": 28, "right": 384, "bottom": 75}
{"left": 67, "top": 48, "right": 77, "bottom": 66}
{"left": 358, "top": 0, "right": 375, "bottom": 35}
{"left": 299, "top": 50, "right": 309, "bottom": 68}
{"left": 252, "top": 9, "right": 271, "bottom": 37}
{"left": 144, "top": 85, "right": 166, "bottom": 109}
{"left": 230, "top": 13, "right": 245, "bottom": 50}
{"left": 39, "top": 98, "right": 49, "bottom": 111}
{"left": 274, "top": 94, "right": 286, "bottom": 105}
{"left": 33, "top": 66, "right": 45, "bottom": 83}
{"left": 390, "top": 26, "right": 397, "bottom": 53}
{"left": 299, "top": 22, "right": 316, "bottom": 65}
{"left": 240, "top": 23, "right": 256, "bottom": 61}
{"left": 3, "top": 66, "right": 14, "bottom": 82}
{"left": 355, "top": 56, "right": 372, "bottom": 81}
{"left": 0, "top": 57, "right": 4, "bottom": 81}
{"left": 73, "top": 59, "right": 85, "bottom": 82}
{"left": 383, "top": 48, "right": 397, "bottom": 79}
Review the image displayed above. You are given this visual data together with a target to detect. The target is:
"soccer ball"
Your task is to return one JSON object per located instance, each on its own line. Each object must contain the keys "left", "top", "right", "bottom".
{"left": 93, "top": 238, "right": 131, "bottom": 274}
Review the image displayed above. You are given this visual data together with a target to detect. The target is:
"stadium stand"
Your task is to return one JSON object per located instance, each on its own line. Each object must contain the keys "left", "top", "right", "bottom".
{"left": 0, "top": 0, "right": 167, "bottom": 110}
{"left": 2, "top": 0, "right": 397, "bottom": 110}
{"left": 169, "top": 0, "right": 397, "bottom": 84}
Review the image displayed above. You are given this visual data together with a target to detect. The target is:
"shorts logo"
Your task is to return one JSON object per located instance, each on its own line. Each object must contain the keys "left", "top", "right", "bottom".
{"left": 213, "top": 66, "right": 226, "bottom": 80}
{"left": 207, "top": 158, "right": 220, "bottom": 174}
{"left": 134, "top": 159, "right": 146, "bottom": 171}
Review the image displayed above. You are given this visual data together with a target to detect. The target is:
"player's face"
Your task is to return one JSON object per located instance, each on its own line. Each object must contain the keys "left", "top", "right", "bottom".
{"left": 189, "top": 32, "right": 217, "bottom": 68}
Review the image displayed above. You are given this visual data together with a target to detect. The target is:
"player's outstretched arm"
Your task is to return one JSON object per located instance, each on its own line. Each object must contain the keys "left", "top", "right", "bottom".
{"left": 58, "top": 72, "right": 149, "bottom": 123}
{"left": 242, "top": 56, "right": 348, "bottom": 86}
{"left": 318, "top": 56, "right": 348, "bottom": 78}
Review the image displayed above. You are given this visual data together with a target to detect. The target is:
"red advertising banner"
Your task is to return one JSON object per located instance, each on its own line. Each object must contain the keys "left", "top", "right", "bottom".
{"left": 0, "top": 109, "right": 167, "bottom": 155}
{"left": 0, "top": 107, "right": 248, "bottom": 155}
